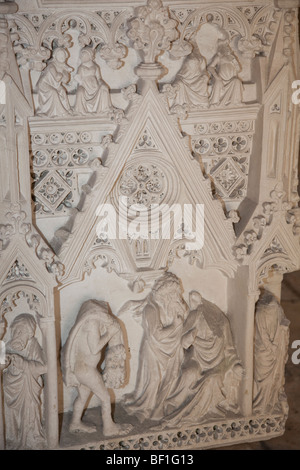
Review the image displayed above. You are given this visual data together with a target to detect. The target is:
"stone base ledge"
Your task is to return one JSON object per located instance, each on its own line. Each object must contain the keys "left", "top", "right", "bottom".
{"left": 58, "top": 414, "right": 287, "bottom": 450}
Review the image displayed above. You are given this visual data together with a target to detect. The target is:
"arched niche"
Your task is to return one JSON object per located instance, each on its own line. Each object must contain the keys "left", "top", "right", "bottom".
{"left": 0, "top": 284, "right": 58, "bottom": 449}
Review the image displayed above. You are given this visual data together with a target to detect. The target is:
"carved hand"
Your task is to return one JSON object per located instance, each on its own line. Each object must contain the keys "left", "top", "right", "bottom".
{"left": 233, "top": 363, "right": 243, "bottom": 378}
{"left": 8, "top": 353, "right": 24, "bottom": 370}
{"left": 181, "top": 328, "right": 196, "bottom": 349}
{"left": 0, "top": 356, "right": 10, "bottom": 371}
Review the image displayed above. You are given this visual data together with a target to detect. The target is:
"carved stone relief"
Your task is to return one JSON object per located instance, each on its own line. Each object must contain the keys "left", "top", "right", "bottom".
{"left": 62, "top": 299, "right": 132, "bottom": 437}
{"left": 3, "top": 313, "right": 46, "bottom": 450}
{"left": 253, "top": 290, "right": 290, "bottom": 417}
{"left": 36, "top": 47, "right": 73, "bottom": 118}
{"left": 0, "top": 0, "right": 299, "bottom": 452}
{"left": 119, "top": 273, "right": 243, "bottom": 429}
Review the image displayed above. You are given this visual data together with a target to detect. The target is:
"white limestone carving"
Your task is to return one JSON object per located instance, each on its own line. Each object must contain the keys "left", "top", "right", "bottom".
{"left": 208, "top": 41, "right": 243, "bottom": 107}
{"left": 121, "top": 273, "right": 242, "bottom": 426}
{"left": 122, "top": 273, "right": 189, "bottom": 422}
{"left": 167, "top": 48, "right": 209, "bottom": 111}
{"left": 3, "top": 314, "right": 46, "bottom": 450}
{"left": 161, "top": 291, "right": 243, "bottom": 427}
{"left": 74, "top": 47, "right": 113, "bottom": 115}
{"left": 36, "top": 47, "right": 73, "bottom": 118}
{"left": 0, "top": 0, "right": 299, "bottom": 452}
{"left": 62, "top": 300, "right": 132, "bottom": 437}
{"left": 127, "top": 0, "right": 178, "bottom": 64}
{"left": 253, "top": 291, "right": 290, "bottom": 416}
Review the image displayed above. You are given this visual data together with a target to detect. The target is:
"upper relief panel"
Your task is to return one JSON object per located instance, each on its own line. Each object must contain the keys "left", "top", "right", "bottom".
{"left": 6, "top": 1, "right": 293, "bottom": 245}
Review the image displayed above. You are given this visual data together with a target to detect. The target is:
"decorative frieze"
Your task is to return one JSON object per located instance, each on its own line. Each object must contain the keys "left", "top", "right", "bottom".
{"left": 62, "top": 415, "right": 287, "bottom": 450}
{"left": 0, "top": 0, "right": 299, "bottom": 453}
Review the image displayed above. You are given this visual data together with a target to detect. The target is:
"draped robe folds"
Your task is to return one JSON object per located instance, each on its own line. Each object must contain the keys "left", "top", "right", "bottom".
{"left": 37, "top": 62, "right": 71, "bottom": 117}
{"left": 74, "top": 62, "right": 112, "bottom": 114}
{"left": 173, "top": 54, "right": 209, "bottom": 108}
{"left": 209, "top": 54, "right": 243, "bottom": 106}
{"left": 3, "top": 338, "right": 46, "bottom": 449}
{"left": 162, "top": 299, "right": 241, "bottom": 427}
{"left": 253, "top": 302, "right": 290, "bottom": 414}
{"left": 124, "top": 299, "right": 187, "bottom": 423}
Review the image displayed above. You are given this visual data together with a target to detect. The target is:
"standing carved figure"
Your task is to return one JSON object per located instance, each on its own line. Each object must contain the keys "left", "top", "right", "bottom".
{"left": 208, "top": 41, "right": 243, "bottom": 107}
{"left": 3, "top": 314, "right": 46, "bottom": 450}
{"left": 121, "top": 273, "right": 189, "bottom": 423}
{"left": 36, "top": 47, "right": 72, "bottom": 117}
{"left": 74, "top": 48, "right": 113, "bottom": 115}
{"left": 253, "top": 290, "right": 290, "bottom": 415}
{"left": 62, "top": 299, "right": 132, "bottom": 437}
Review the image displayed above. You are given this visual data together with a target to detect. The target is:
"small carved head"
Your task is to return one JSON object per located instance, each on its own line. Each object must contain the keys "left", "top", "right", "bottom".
{"left": 216, "top": 40, "right": 231, "bottom": 56}
{"left": 80, "top": 47, "right": 95, "bottom": 63}
{"left": 9, "top": 313, "right": 36, "bottom": 351}
{"left": 153, "top": 272, "right": 182, "bottom": 299}
{"left": 53, "top": 47, "right": 69, "bottom": 64}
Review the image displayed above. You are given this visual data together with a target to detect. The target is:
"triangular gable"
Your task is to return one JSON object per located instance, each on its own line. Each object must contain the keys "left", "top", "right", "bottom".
{"left": 248, "top": 217, "right": 299, "bottom": 271}
{"left": 58, "top": 84, "right": 238, "bottom": 282}
{"left": 0, "top": 237, "right": 57, "bottom": 290}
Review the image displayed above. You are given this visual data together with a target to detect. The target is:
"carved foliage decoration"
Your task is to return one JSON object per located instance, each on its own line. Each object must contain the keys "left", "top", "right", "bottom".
{"left": 127, "top": 0, "right": 179, "bottom": 64}
{"left": 234, "top": 183, "right": 298, "bottom": 261}
{"left": 169, "top": 5, "right": 280, "bottom": 59}
{"left": 0, "top": 205, "right": 63, "bottom": 279}
{"left": 9, "top": 9, "right": 132, "bottom": 71}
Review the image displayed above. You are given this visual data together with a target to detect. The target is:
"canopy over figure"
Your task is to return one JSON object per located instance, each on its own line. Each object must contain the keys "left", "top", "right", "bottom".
{"left": 62, "top": 299, "right": 132, "bottom": 437}
{"left": 74, "top": 47, "right": 113, "bottom": 115}
{"left": 253, "top": 290, "right": 290, "bottom": 415}
{"left": 208, "top": 41, "right": 243, "bottom": 107}
{"left": 3, "top": 314, "right": 46, "bottom": 450}
{"left": 121, "top": 272, "right": 189, "bottom": 423}
{"left": 36, "top": 47, "right": 72, "bottom": 117}
{"left": 162, "top": 291, "right": 243, "bottom": 427}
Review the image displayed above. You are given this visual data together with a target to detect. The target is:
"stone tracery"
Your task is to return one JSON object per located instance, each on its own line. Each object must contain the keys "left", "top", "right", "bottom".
{"left": 0, "top": 0, "right": 299, "bottom": 451}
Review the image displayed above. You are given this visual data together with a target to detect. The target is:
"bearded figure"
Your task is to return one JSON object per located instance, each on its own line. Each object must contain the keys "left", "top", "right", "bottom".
{"left": 3, "top": 314, "right": 46, "bottom": 450}
{"left": 121, "top": 272, "right": 189, "bottom": 423}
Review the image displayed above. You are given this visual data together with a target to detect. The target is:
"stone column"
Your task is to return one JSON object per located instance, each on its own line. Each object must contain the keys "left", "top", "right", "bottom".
{"left": 40, "top": 316, "right": 59, "bottom": 449}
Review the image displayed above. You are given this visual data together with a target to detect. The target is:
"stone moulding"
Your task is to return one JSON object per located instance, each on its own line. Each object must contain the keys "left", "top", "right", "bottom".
{"left": 61, "top": 414, "right": 287, "bottom": 450}
{"left": 1, "top": 0, "right": 300, "bottom": 451}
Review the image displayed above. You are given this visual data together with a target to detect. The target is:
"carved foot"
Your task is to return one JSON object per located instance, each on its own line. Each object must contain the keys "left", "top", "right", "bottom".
{"left": 69, "top": 422, "right": 97, "bottom": 434}
{"left": 103, "top": 422, "right": 133, "bottom": 437}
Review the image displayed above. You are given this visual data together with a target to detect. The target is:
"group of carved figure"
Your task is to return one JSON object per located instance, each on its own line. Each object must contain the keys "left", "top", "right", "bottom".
{"left": 36, "top": 47, "right": 113, "bottom": 118}
{"left": 0, "top": 273, "right": 289, "bottom": 448}
{"left": 35, "top": 34, "right": 243, "bottom": 119}
{"left": 168, "top": 39, "right": 243, "bottom": 112}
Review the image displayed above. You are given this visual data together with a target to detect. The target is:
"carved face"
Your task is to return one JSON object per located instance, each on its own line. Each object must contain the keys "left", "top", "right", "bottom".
{"left": 218, "top": 43, "right": 231, "bottom": 56}
{"left": 80, "top": 49, "right": 94, "bottom": 63}
{"left": 10, "top": 324, "right": 33, "bottom": 350}
{"left": 155, "top": 279, "right": 181, "bottom": 301}
{"left": 54, "top": 48, "right": 68, "bottom": 64}
{"left": 154, "top": 279, "right": 186, "bottom": 326}
{"left": 9, "top": 315, "right": 36, "bottom": 351}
